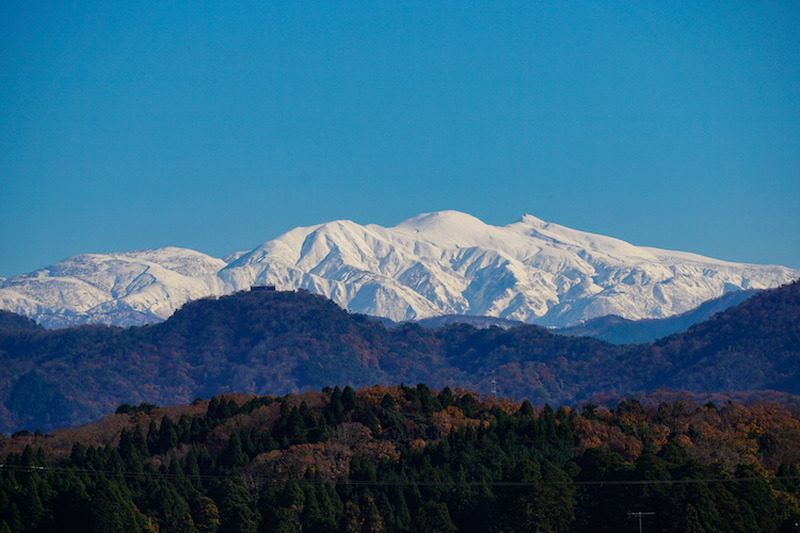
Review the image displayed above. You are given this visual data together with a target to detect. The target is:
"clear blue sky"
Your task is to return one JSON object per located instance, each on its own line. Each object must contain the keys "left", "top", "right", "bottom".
{"left": 2, "top": 1, "right": 799, "bottom": 277}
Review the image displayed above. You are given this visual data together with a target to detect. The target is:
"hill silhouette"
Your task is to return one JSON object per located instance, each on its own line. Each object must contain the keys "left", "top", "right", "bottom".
{"left": 0, "top": 280, "right": 798, "bottom": 433}
{"left": 554, "top": 288, "right": 759, "bottom": 344}
{"left": 0, "top": 310, "right": 42, "bottom": 332}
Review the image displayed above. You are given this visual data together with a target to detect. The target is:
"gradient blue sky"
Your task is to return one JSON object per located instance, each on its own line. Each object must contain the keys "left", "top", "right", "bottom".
{"left": 2, "top": 1, "right": 799, "bottom": 277}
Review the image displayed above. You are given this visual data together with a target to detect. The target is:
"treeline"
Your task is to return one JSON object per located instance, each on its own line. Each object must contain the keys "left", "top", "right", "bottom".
{"left": 2, "top": 385, "right": 800, "bottom": 532}
{"left": 2, "top": 281, "right": 800, "bottom": 433}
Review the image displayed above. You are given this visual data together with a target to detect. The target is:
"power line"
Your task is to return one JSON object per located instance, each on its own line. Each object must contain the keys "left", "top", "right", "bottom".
{"left": 2, "top": 463, "right": 799, "bottom": 488}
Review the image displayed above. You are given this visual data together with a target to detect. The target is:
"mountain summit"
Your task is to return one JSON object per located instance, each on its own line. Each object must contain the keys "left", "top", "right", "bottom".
{"left": 1, "top": 211, "right": 797, "bottom": 328}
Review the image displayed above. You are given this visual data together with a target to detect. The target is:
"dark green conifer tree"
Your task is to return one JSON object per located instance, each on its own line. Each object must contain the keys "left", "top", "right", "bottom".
{"left": 214, "top": 479, "right": 259, "bottom": 533}
{"left": 190, "top": 493, "right": 221, "bottom": 533}
{"left": 157, "top": 416, "right": 180, "bottom": 455}
{"left": 49, "top": 470, "right": 93, "bottom": 532}
{"left": 69, "top": 442, "right": 87, "bottom": 467}
{"left": 88, "top": 476, "right": 156, "bottom": 533}
{"left": 341, "top": 386, "right": 357, "bottom": 411}
{"left": 414, "top": 500, "right": 457, "bottom": 533}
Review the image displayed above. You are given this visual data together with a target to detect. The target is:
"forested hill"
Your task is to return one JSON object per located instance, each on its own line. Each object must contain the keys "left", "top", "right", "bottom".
{"left": 553, "top": 288, "right": 760, "bottom": 344}
{"left": 2, "top": 386, "right": 799, "bottom": 531}
{"left": 1, "top": 281, "right": 799, "bottom": 433}
{"left": 637, "top": 278, "right": 800, "bottom": 394}
{"left": 0, "top": 310, "right": 42, "bottom": 332}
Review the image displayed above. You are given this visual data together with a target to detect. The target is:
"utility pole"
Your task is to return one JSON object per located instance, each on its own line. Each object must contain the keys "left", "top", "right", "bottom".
{"left": 628, "top": 511, "right": 654, "bottom": 533}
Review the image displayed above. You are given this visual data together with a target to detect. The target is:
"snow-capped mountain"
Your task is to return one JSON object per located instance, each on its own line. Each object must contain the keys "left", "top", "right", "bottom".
{"left": 1, "top": 211, "right": 797, "bottom": 329}
{"left": 0, "top": 248, "right": 230, "bottom": 328}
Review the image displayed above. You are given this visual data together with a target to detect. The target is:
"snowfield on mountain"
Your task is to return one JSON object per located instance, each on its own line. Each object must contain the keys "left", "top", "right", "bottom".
{"left": 1, "top": 211, "right": 797, "bottom": 328}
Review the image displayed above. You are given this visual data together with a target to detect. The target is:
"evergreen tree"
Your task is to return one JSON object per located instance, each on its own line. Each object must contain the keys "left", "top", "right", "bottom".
{"left": 414, "top": 500, "right": 456, "bottom": 533}
{"left": 157, "top": 416, "right": 180, "bottom": 455}
{"left": 214, "top": 479, "right": 259, "bottom": 533}
{"left": 88, "top": 476, "right": 157, "bottom": 533}
{"left": 220, "top": 436, "right": 249, "bottom": 469}
{"left": 341, "top": 386, "right": 357, "bottom": 411}
{"left": 69, "top": 442, "right": 87, "bottom": 467}
{"left": 682, "top": 504, "right": 706, "bottom": 533}
{"left": 49, "top": 471, "right": 93, "bottom": 533}
{"left": 190, "top": 493, "right": 221, "bottom": 533}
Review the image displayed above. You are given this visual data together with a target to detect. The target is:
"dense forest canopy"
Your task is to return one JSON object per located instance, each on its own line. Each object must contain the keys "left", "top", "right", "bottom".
{"left": 1, "top": 385, "right": 799, "bottom": 532}
{"left": 1, "top": 280, "right": 799, "bottom": 433}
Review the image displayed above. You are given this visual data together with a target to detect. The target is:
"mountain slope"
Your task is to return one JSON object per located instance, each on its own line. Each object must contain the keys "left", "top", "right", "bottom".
{"left": 218, "top": 211, "right": 797, "bottom": 327}
{"left": 0, "top": 290, "right": 462, "bottom": 432}
{"left": 554, "top": 288, "right": 760, "bottom": 344}
{"left": 1, "top": 211, "right": 797, "bottom": 328}
{"left": 647, "top": 279, "right": 800, "bottom": 394}
{"left": 1, "top": 280, "right": 799, "bottom": 433}
{"left": 0, "top": 248, "right": 229, "bottom": 328}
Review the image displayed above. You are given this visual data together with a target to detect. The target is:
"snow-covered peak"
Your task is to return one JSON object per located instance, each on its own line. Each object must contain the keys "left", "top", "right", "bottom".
{"left": 394, "top": 210, "right": 513, "bottom": 250}
{"left": 515, "top": 214, "right": 547, "bottom": 227}
{"left": 396, "top": 210, "right": 487, "bottom": 232}
{"left": 213, "top": 211, "right": 799, "bottom": 326}
{"left": 0, "top": 247, "right": 228, "bottom": 328}
{"left": 2, "top": 211, "right": 798, "bottom": 328}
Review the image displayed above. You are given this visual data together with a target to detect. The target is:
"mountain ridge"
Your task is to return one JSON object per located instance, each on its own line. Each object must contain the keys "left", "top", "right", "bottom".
{"left": 554, "top": 288, "right": 761, "bottom": 344}
{"left": 1, "top": 211, "right": 796, "bottom": 329}
{"left": 1, "top": 279, "right": 799, "bottom": 433}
